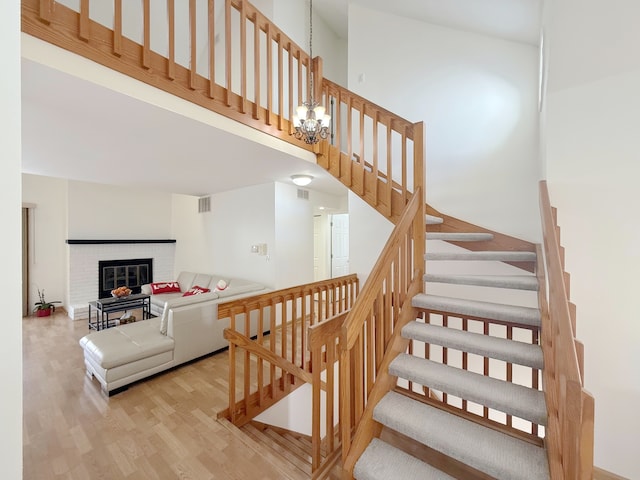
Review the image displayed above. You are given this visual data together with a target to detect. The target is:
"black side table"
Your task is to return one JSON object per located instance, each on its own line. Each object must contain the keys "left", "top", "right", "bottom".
{"left": 88, "top": 293, "right": 151, "bottom": 330}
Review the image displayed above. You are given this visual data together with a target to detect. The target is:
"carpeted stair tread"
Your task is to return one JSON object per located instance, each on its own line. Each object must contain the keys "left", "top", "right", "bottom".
{"left": 426, "top": 251, "right": 536, "bottom": 262}
{"left": 426, "top": 214, "right": 444, "bottom": 225}
{"left": 412, "top": 294, "right": 541, "bottom": 328}
{"left": 390, "top": 354, "right": 547, "bottom": 425}
{"left": 374, "top": 391, "right": 550, "bottom": 480}
{"left": 427, "top": 232, "right": 494, "bottom": 242}
{"left": 354, "top": 438, "right": 456, "bottom": 480}
{"left": 402, "top": 322, "right": 543, "bottom": 369}
{"left": 424, "top": 273, "right": 538, "bottom": 291}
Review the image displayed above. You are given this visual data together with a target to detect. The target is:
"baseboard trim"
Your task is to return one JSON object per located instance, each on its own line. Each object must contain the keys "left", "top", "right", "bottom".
{"left": 594, "top": 466, "right": 630, "bottom": 480}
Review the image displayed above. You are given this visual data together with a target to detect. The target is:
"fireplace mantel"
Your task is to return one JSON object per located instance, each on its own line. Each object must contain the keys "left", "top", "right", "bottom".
{"left": 66, "top": 239, "right": 176, "bottom": 245}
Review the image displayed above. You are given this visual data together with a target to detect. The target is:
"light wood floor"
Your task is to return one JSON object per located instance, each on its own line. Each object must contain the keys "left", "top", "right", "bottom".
{"left": 23, "top": 310, "right": 305, "bottom": 479}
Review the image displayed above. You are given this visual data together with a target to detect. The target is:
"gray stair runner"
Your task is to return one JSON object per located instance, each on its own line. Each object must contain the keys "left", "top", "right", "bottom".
{"left": 424, "top": 273, "right": 538, "bottom": 291}
{"left": 426, "top": 214, "right": 444, "bottom": 225}
{"left": 426, "top": 232, "right": 494, "bottom": 242}
{"left": 354, "top": 438, "right": 456, "bottom": 480}
{"left": 426, "top": 250, "right": 536, "bottom": 262}
{"left": 374, "top": 391, "right": 550, "bottom": 480}
{"left": 402, "top": 321, "right": 543, "bottom": 369}
{"left": 412, "top": 293, "right": 541, "bottom": 328}
{"left": 390, "top": 354, "right": 547, "bottom": 425}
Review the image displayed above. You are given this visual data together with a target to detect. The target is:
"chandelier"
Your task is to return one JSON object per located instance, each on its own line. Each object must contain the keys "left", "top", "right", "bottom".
{"left": 293, "top": 0, "right": 330, "bottom": 145}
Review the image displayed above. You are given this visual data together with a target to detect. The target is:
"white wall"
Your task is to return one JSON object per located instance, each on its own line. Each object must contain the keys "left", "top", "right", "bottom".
{"left": 274, "top": 0, "right": 348, "bottom": 88}
{"left": 67, "top": 180, "right": 173, "bottom": 239}
{"left": 210, "top": 183, "right": 277, "bottom": 286}
{"left": 22, "top": 174, "right": 69, "bottom": 312}
{"left": 348, "top": 4, "right": 541, "bottom": 242}
{"left": 171, "top": 193, "right": 214, "bottom": 274}
{"left": 543, "top": 1, "right": 640, "bottom": 476}
{"left": 1, "top": 0, "right": 23, "bottom": 476}
{"left": 348, "top": 191, "right": 394, "bottom": 285}
{"left": 274, "top": 182, "right": 314, "bottom": 287}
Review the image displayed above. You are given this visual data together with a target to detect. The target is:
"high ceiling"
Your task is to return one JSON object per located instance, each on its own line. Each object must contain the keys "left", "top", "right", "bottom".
{"left": 21, "top": 0, "right": 541, "bottom": 199}
{"left": 314, "top": 0, "right": 542, "bottom": 45}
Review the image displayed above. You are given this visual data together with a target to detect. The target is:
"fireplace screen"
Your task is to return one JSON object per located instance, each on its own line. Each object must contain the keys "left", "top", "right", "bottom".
{"left": 98, "top": 258, "right": 153, "bottom": 298}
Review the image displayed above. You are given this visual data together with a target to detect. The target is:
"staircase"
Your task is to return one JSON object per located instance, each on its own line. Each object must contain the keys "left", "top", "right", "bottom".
{"left": 353, "top": 220, "right": 550, "bottom": 480}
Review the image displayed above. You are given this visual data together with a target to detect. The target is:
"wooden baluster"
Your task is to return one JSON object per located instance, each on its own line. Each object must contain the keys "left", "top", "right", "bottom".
{"left": 277, "top": 34, "right": 283, "bottom": 130}
{"left": 166, "top": 0, "right": 175, "bottom": 80}
{"left": 384, "top": 122, "right": 392, "bottom": 216}
{"left": 142, "top": 0, "right": 150, "bottom": 69}
{"left": 291, "top": 294, "right": 297, "bottom": 368}
{"left": 401, "top": 128, "right": 408, "bottom": 203}
{"left": 441, "top": 314, "right": 449, "bottom": 404}
{"left": 257, "top": 305, "right": 264, "bottom": 406}
{"left": 189, "top": 0, "right": 196, "bottom": 89}
{"left": 532, "top": 327, "right": 540, "bottom": 436}
{"left": 252, "top": 13, "right": 260, "bottom": 119}
{"left": 265, "top": 23, "right": 272, "bottom": 126}
{"left": 287, "top": 43, "right": 293, "bottom": 133}
{"left": 358, "top": 107, "right": 365, "bottom": 195}
{"left": 372, "top": 111, "right": 379, "bottom": 206}
{"left": 224, "top": 0, "right": 231, "bottom": 106}
{"left": 238, "top": 0, "right": 246, "bottom": 113}
{"left": 207, "top": 0, "right": 214, "bottom": 96}
{"left": 228, "top": 313, "right": 237, "bottom": 422}
{"left": 243, "top": 306, "right": 251, "bottom": 414}
{"left": 326, "top": 338, "right": 335, "bottom": 453}
{"left": 462, "top": 317, "right": 468, "bottom": 412}
{"left": 483, "top": 320, "right": 489, "bottom": 419}
{"left": 269, "top": 302, "right": 276, "bottom": 395}
{"left": 506, "top": 324, "right": 513, "bottom": 427}
{"left": 79, "top": 0, "right": 89, "bottom": 41}
{"left": 113, "top": 0, "right": 123, "bottom": 56}
{"left": 366, "top": 307, "right": 374, "bottom": 395}
{"left": 39, "top": 0, "right": 53, "bottom": 24}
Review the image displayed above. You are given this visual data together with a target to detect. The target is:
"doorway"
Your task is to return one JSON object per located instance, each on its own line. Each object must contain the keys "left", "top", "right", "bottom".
{"left": 330, "top": 213, "right": 349, "bottom": 278}
{"left": 22, "top": 207, "right": 29, "bottom": 317}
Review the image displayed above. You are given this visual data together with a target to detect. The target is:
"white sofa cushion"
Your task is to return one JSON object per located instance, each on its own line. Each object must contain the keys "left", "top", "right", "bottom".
{"left": 79, "top": 318, "right": 174, "bottom": 369}
{"left": 159, "top": 291, "right": 219, "bottom": 334}
{"left": 215, "top": 278, "right": 265, "bottom": 298}
{"left": 176, "top": 271, "right": 198, "bottom": 290}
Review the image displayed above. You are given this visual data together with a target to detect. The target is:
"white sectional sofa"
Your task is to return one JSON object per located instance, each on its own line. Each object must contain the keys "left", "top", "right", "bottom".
{"left": 79, "top": 272, "right": 267, "bottom": 395}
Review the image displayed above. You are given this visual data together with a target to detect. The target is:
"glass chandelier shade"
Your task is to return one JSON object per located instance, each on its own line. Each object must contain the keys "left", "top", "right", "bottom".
{"left": 293, "top": 101, "right": 331, "bottom": 145}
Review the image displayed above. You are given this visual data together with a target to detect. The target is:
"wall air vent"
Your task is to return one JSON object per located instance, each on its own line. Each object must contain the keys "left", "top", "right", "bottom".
{"left": 297, "top": 189, "right": 309, "bottom": 200}
{"left": 198, "top": 196, "right": 211, "bottom": 213}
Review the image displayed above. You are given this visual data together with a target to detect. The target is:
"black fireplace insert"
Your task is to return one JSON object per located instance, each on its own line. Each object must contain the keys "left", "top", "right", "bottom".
{"left": 98, "top": 258, "right": 153, "bottom": 299}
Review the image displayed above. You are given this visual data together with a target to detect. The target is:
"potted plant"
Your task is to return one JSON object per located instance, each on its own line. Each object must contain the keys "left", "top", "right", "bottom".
{"left": 33, "top": 289, "right": 61, "bottom": 317}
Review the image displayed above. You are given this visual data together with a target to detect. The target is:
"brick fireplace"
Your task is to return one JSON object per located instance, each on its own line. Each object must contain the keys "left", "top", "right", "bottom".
{"left": 66, "top": 239, "right": 175, "bottom": 320}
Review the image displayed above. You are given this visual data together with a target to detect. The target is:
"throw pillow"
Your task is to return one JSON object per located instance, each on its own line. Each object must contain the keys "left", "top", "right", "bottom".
{"left": 182, "top": 285, "right": 211, "bottom": 297}
{"left": 150, "top": 281, "right": 181, "bottom": 294}
{"left": 214, "top": 279, "right": 228, "bottom": 291}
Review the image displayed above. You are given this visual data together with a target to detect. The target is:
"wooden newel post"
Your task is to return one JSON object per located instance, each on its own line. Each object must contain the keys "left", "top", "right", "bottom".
{"left": 312, "top": 56, "right": 323, "bottom": 106}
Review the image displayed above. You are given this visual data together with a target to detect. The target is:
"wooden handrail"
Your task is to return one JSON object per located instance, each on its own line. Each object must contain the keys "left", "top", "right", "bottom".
{"left": 339, "top": 189, "right": 425, "bottom": 474}
{"left": 318, "top": 79, "right": 424, "bottom": 221}
{"left": 342, "top": 189, "right": 424, "bottom": 350}
{"left": 539, "top": 181, "right": 594, "bottom": 480}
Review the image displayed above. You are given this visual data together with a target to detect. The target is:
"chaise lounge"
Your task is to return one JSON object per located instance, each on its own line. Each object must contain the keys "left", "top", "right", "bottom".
{"left": 79, "top": 272, "right": 267, "bottom": 395}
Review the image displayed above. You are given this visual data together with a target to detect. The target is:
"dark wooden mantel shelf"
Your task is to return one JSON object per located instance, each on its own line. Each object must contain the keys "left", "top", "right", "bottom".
{"left": 66, "top": 239, "right": 176, "bottom": 245}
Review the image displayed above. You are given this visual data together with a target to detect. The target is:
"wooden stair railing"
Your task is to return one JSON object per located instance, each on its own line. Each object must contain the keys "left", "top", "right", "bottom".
{"left": 339, "top": 189, "right": 425, "bottom": 476}
{"left": 218, "top": 275, "right": 358, "bottom": 426}
{"left": 317, "top": 79, "right": 425, "bottom": 223}
{"left": 23, "top": 0, "right": 424, "bottom": 227}
{"left": 539, "top": 181, "right": 594, "bottom": 480}
{"left": 23, "top": 0, "right": 319, "bottom": 150}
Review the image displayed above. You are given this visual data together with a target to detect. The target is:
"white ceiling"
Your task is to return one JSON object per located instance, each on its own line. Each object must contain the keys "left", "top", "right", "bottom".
{"left": 21, "top": 1, "right": 541, "bottom": 200}
{"left": 314, "top": 0, "right": 542, "bottom": 46}
{"left": 21, "top": 59, "right": 346, "bottom": 198}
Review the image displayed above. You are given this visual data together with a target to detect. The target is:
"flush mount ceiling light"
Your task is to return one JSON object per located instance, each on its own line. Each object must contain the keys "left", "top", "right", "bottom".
{"left": 291, "top": 174, "right": 314, "bottom": 186}
{"left": 292, "top": 0, "right": 330, "bottom": 145}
